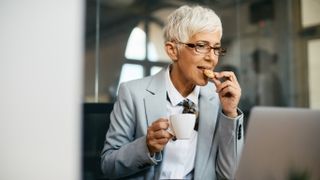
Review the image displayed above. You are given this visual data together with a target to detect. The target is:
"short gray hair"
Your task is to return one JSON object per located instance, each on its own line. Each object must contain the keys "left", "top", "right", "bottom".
{"left": 163, "top": 5, "right": 222, "bottom": 43}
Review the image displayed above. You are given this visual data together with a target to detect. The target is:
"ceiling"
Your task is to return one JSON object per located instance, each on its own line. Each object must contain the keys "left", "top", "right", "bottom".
{"left": 84, "top": 0, "right": 240, "bottom": 42}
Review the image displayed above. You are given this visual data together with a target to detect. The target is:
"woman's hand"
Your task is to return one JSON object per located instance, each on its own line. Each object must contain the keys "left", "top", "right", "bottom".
{"left": 211, "top": 71, "right": 241, "bottom": 118}
{"left": 146, "top": 118, "right": 173, "bottom": 154}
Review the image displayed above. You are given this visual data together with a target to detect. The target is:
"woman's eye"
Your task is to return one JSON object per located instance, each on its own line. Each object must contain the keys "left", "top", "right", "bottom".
{"left": 196, "top": 44, "right": 206, "bottom": 48}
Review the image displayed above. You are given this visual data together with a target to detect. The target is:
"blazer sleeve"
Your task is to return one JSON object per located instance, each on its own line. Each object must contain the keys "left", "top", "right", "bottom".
{"left": 215, "top": 109, "right": 244, "bottom": 180}
{"left": 100, "top": 83, "right": 158, "bottom": 179}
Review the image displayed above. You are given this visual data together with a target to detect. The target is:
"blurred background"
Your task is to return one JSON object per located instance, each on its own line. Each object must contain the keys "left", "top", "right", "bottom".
{"left": 1, "top": 0, "right": 319, "bottom": 180}
{"left": 84, "top": 0, "right": 320, "bottom": 109}
{"left": 82, "top": 0, "right": 320, "bottom": 179}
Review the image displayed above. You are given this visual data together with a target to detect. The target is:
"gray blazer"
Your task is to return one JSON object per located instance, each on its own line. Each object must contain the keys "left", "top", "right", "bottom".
{"left": 101, "top": 68, "right": 244, "bottom": 180}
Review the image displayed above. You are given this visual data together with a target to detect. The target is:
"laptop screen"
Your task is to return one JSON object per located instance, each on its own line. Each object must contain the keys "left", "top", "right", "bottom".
{"left": 236, "top": 107, "right": 320, "bottom": 180}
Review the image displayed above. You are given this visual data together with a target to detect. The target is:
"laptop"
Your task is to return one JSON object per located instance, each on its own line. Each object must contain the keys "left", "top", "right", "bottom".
{"left": 235, "top": 107, "right": 320, "bottom": 180}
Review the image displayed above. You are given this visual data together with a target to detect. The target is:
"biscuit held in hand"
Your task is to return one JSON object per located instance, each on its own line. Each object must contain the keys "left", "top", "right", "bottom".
{"left": 203, "top": 69, "right": 215, "bottom": 79}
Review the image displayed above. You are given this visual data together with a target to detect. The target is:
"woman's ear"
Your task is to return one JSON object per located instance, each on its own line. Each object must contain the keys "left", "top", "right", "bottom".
{"left": 165, "top": 42, "right": 178, "bottom": 61}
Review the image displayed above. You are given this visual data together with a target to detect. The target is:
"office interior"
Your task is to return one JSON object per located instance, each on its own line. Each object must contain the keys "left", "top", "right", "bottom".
{"left": 84, "top": 0, "right": 320, "bottom": 109}
{"left": 1, "top": 0, "right": 319, "bottom": 180}
{"left": 83, "top": 0, "right": 320, "bottom": 179}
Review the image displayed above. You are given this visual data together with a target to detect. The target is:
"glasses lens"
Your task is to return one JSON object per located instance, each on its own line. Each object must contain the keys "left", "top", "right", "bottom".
{"left": 213, "top": 47, "right": 226, "bottom": 56}
{"left": 195, "top": 43, "right": 210, "bottom": 53}
{"left": 219, "top": 48, "right": 226, "bottom": 56}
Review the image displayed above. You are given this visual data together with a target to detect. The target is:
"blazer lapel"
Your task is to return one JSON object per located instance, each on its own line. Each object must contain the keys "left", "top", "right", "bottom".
{"left": 144, "top": 68, "right": 167, "bottom": 126}
{"left": 194, "top": 83, "right": 219, "bottom": 179}
{"left": 144, "top": 69, "right": 220, "bottom": 178}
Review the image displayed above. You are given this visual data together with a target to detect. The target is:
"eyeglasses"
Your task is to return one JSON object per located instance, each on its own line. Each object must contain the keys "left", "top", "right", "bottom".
{"left": 178, "top": 41, "right": 227, "bottom": 56}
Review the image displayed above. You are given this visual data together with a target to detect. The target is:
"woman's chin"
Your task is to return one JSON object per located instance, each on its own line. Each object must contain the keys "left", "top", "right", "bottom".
{"left": 197, "top": 79, "right": 209, "bottom": 86}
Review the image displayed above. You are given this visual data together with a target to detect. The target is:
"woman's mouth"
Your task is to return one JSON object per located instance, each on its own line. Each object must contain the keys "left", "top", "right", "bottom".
{"left": 197, "top": 66, "right": 212, "bottom": 72}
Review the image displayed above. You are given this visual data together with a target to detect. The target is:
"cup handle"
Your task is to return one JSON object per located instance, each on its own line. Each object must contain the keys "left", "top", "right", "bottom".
{"left": 166, "top": 127, "right": 174, "bottom": 136}
{"left": 166, "top": 121, "right": 177, "bottom": 141}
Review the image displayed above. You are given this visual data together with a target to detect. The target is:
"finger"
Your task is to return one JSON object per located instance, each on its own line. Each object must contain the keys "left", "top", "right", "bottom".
{"left": 147, "top": 141, "right": 164, "bottom": 152}
{"left": 150, "top": 119, "right": 170, "bottom": 131}
{"left": 216, "top": 80, "right": 235, "bottom": 93}
{"left": 146, "top": 133, "right": 163, "bottom": 153}
{"left": 211, "top": 73, "right": 230, "bottom": 88}
{"left": 219, "top": 85, "right": 236, "bottom": 97}
{"left": 155, "top": 137, "right": 171, "bottom": 145}
{"left": 215, "top": 71, "right": 233, "bottom": 79}
{"left": 219, "top": 84, "right": 241, "bottom": 99}
{"left": 153, "top": 129, "right": 172, "bottom": 139}
{"left": 151, "top": 118, "right": 168, "bottom": 125}
{"left": 211, "top": 76, "right": 222, "bottom": 87}
{"left": 147, "top": 136, "right": 171, "bottom": 153}
{"left": 215, "top": 71, "right": 238, "bottom": 84}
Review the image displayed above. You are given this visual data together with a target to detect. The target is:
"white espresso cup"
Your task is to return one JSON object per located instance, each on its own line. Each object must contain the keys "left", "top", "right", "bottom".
{"left": 168, "top": 113, "right": 196, "bottom": 139}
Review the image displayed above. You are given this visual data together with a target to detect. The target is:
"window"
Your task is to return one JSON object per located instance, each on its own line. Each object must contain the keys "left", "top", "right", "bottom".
{"left": 118, "top": 64, "right": 144, "bottom": 85}
{"left": 125, "top": 27, "right": 146, "bottom": 60}
{"left": 118, "top": 19, "right": 171, "bottom": 91}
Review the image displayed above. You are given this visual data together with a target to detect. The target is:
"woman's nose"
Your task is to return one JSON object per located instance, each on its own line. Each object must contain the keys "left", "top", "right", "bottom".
{"left": 204, "top": 51, "right": 217, "bottom": 62}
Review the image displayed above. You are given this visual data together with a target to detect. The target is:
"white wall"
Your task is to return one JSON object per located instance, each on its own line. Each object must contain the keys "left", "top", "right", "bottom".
{"left": 308, "top": 39, "right": 320, "bottom": 109}
{"left": 301, "top": 0, "right": 320, "bottom": 109}
{"left": 301, "top": 0, "right": 320, "bottom": 27}
{"left": 0, "top": 0, "right": 84, "bottom": 180}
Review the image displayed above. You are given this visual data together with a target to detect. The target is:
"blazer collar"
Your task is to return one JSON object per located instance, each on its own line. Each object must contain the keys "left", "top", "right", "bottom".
{"left": 144, "top": 68, "right": 219, "bottom": 179}
{"left": 144, "top": 68, "right": 168, "bottom": 126}
{"left": 195, "top": 83, "right": 219, "bottom": 179}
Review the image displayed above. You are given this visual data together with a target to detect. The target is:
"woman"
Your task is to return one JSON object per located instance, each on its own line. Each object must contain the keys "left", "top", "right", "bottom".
{"left": 101, "top": 5, "right": 244, "bottom": 179}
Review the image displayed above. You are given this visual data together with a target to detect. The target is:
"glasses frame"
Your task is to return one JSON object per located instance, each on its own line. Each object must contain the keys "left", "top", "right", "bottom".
{"left": 178, "top": 41, "right": 227, "bottom": 56}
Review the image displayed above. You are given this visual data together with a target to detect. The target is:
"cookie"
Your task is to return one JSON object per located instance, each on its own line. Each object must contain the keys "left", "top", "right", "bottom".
{"left": 203, "top": 69, "right": 215, "bottom": 78}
